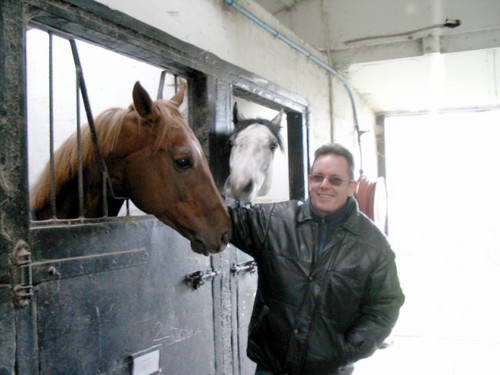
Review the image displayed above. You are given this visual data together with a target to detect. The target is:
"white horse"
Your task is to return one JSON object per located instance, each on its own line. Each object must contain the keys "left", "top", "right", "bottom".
{"left": 224, "top": 103, "right": 284, "bottom": 202}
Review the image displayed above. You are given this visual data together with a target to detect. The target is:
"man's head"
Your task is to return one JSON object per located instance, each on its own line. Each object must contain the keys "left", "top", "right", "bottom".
{"left": 308, "top": 143, "right": 357, "bottom": 216}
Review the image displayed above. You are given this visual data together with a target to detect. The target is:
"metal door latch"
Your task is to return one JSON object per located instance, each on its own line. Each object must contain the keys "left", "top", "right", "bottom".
{"left": 230, "top": 260, "right": 257, "bottom": 275}
{"left": 185, "top": 269, "right": 219, "bottom": 289}
{"left": 11, "top": 241, "right": 33, "bottom": 307}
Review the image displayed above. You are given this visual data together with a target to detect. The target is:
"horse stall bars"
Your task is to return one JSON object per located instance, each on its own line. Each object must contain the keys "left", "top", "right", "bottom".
{"left": 47, "top": 32, "right": 57, "bottom": 218}
{"left": 22, "top": 24, "right": 230, "bottom": 374}
{"left": 43, "top": 33, "right": 91, "bottom": 219}
{"left": 69, "top": 37, "right": 114, "bottom": 218}
{"left": 31, "top": 31, "right": 126, "bottom": 221}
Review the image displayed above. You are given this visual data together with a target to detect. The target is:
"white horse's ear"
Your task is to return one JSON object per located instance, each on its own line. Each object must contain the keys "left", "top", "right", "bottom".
{"left": 272, "top": 109, "right": 283, "bottom": 126}
{"left": 233, "top": 102, "right": 245, "bottom": 124}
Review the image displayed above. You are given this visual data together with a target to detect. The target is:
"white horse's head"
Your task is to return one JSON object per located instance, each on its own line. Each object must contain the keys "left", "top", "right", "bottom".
{"left": 224, "top": 103, "right": 284, "bottom": 202}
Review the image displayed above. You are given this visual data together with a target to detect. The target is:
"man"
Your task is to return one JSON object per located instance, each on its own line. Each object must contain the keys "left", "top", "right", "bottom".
{"left": 228, "top": 143, "right": 404, "bottom": 375}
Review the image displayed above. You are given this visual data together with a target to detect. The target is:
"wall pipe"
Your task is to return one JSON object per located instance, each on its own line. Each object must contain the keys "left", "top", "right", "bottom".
{"left": 223, "top": 0, "right": 364, "bottom": 174}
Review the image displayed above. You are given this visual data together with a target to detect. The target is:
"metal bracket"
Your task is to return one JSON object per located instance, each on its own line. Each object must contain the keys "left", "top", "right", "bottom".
{"left": 230, "top": 260, "right": 257, "bottom": 275}
{"left": 11, "top": 240, "right": 33, "bottom": 307}
{"left": 185, "top": 269, "right": 219, "bottom": 289}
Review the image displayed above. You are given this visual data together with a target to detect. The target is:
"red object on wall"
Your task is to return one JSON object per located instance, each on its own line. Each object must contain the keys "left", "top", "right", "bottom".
{"left": 355, "top": 175, "right": 389, "bottom": 234}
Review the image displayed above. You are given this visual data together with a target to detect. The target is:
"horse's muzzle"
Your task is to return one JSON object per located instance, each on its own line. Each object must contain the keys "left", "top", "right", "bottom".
{"left": 191, "top": 230, "right": 230, "bottom": 256}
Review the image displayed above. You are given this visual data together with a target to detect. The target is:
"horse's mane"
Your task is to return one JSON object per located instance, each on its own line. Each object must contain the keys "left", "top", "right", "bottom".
{"left": 30, "top": 100, "right": 183, "bottom": 212}
{"left": 232, "top": 118, "right": 284, "bottom": 151}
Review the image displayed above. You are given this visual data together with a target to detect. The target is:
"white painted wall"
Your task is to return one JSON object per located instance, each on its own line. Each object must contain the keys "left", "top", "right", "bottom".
{"left": 95, "top": 0, "right": 379, "bottom": 179}
{"left": 264, "top": 0, "right": 500, "bottom": 60}
{"left": 255, "top": 0, "right": 500, "bottom": 115}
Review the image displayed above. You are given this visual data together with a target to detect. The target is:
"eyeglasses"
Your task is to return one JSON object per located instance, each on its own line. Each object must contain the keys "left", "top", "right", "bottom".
{"left": 310, "top": 174, "right": 353, "bottom": 186}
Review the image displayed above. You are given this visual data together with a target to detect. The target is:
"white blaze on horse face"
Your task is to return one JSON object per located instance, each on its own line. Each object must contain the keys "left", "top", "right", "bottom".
{"left": 226, "top": 124, "right": 277, "bottom": 201}
{"left": 186, "top": 128, "right": 205, "bottom": 165}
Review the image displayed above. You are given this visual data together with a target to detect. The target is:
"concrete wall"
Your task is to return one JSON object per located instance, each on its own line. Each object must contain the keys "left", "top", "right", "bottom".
{"left": 266, "top": 0, "right": 500, "bottom": 64}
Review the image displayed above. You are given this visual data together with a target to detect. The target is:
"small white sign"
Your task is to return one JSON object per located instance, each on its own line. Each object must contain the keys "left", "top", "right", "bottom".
{"left": 131, "top": 348, "right": 160, "bottom": 375}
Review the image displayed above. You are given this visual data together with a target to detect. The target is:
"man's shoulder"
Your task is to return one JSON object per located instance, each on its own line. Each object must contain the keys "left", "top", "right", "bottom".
{"left": 269, "top": 199, "right": 305, "bottom": 214}
{"left": 346, "top": 209, "right": 391, "bottom": 249}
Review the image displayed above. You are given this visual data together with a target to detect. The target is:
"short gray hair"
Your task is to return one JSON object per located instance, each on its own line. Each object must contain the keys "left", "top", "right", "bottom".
{"left": 311, "top": 143, "right": 355, "bottom": 180}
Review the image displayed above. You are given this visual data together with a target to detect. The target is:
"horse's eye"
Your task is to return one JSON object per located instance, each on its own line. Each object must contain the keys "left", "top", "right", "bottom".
{"left": 270, "top": 142, "right": 278, "bottom": 151}
{"left": 174, "top": 157, "right": 193, "bottom": 170}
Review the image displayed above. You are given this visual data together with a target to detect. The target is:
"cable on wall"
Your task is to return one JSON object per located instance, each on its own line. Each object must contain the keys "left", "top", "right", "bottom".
{"left": 344, "top": 19, "right": 461, "bottom": 46}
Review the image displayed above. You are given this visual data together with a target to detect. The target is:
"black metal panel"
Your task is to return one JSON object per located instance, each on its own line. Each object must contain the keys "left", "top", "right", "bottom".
{"left": 0, "top": 286, "right": 16, "bottom": 373}
{"left": 208, "top": 78, "right": 233, "bottom": 193}
{"left": 0, "top": 1, "right": 28, "bottom": 285}
{"left": 30, "top": 219, "right": 152, "bottom": 261}
{"left": 30, "top": 247, "right": 148, "bottom": 284}
{"left": 287, "top": 110, "right": 309, "bottom": 201}
{"left": 31, "top": 218, "right": 217, "bottom": 374}
{"left": 0, "top": 1, "right": 29, "bottom": 374}
{"left": 230, "top": 249, "right": 258, "bottom": 375}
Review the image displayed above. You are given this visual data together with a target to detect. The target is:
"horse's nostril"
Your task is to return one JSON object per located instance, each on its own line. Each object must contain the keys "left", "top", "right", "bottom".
{"left": 242, "top": 181, "right": 253, "bottom": 195}
{"left": 222, "top": 231, "right": 231, "bottom": 245}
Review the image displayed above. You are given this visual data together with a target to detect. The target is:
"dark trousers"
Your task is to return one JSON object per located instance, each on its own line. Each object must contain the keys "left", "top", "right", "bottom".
{"left": 255, "top": 364, "right": 355, "bottom": 375}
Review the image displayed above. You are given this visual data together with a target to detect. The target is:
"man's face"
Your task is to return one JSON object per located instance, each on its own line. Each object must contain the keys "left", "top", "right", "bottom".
{"left": 308, "top": 154, "right": 357, "bottom": 216}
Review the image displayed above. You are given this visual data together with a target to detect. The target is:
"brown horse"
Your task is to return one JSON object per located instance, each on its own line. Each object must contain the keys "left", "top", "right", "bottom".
{"left": 31, "top": 82, "right": 230, "bottom": 255}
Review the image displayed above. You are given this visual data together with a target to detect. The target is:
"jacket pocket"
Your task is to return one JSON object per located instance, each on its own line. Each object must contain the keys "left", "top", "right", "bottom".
{"left": 322, "top": 271, "right": 363, "bottom": 330}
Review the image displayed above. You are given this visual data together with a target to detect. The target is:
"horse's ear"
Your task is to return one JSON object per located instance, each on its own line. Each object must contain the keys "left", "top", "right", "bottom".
{"left": 170, "top": 80, "right": 187, "bottom": 107}
{"left": 233, "top": 102, "right": 245, "bottom": 124}
{"left": 133, "top": 81, "right": 157, "bottom": 120}
{"left": 271, "top": 109, "right": 283, "bottom": 126}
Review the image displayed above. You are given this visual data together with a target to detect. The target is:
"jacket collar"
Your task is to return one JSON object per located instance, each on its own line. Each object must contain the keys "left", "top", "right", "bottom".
{"left": 297, "top": 196, "right": 362, "bottom": 236}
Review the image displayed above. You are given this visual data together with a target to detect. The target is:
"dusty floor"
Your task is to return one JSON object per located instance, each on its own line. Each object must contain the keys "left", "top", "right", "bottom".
{"left": 355, "top": 335, "right": 500, "bottom": 375}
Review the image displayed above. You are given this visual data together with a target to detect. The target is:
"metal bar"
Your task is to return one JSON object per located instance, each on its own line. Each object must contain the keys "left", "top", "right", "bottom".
{"left": 48, "top": 31, "right": 57, "bottom": 218}
{"left": 76, "top": 75, "right": 85, "bottom": 217}
{"left": 230, "top": 260, "right": 257, "bottom": 274}
{"left": 102, "top": 172, "right": 108, "bottom": 217}
{"left": 68, "top": 38, "right": 126, "bottom": 211}
{"left": 157, "top": 70, "right": 167, "bottom": 99}
{"left": 30, "top": 247, "right": 149, "bottom": 284}
{"left": 69, "top": 38, "right": 110, "bottom": 216}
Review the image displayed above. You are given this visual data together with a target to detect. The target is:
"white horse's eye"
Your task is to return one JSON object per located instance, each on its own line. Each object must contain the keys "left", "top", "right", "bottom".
{"left": 270, "top": 142, "right": 278, "bottom": 151}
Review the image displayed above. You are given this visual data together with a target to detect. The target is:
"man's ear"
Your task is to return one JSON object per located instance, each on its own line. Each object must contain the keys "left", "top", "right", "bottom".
{"left": 348, "top": 180, "right": 358, "bottom": 197}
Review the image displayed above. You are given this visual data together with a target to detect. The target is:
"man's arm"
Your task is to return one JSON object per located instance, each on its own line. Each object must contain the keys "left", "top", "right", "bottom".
{"left": 345, "top": 252, "right": 405, "bottom": 362}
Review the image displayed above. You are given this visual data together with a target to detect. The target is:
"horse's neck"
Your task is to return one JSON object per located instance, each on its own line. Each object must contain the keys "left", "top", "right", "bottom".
{"left": 35, "top": 175, "right": 124, "bottom": 219}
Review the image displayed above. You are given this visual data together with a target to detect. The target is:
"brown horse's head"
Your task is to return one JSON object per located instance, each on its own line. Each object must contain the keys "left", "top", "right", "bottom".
{"left": 31, "top": 82, "right": 230, "bottom": 255}
{"left": 118, "top": 82, "right": 231, "bottom": 254}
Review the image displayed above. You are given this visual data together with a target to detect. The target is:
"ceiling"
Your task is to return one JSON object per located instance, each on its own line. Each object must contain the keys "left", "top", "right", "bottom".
{"left": 253, "top": 0, "right": 500, "bottom": 114}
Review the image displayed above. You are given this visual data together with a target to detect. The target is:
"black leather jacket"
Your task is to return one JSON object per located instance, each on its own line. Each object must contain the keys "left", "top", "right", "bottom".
{"left": 228, "top": 198, "right": 404, "bottom": 375}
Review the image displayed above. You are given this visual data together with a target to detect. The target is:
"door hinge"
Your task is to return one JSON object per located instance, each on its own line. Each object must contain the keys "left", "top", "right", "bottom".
{"left": 11, "top": 240, "right": 33, "bottom": 307}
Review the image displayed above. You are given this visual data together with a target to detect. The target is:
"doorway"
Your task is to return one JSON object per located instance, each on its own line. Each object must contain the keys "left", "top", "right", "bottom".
{"left": 357, "top": 109, "right": 500, "bottom": 374}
